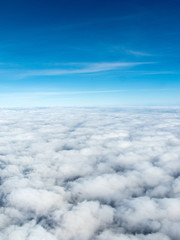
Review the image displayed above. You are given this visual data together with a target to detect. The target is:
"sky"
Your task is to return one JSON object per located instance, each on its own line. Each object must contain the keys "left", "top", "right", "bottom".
{"left": 0, "top": 0, "right": 180, "bottom": 107}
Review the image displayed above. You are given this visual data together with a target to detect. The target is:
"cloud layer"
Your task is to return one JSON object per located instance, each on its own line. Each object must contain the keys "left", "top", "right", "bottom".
{"left": 0, "top": 107, "right": 180, "bottom": 240}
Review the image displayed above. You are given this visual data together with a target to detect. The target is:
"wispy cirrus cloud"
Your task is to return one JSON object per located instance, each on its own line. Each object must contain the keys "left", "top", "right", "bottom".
{"left": 20, "top": 62, "right": 153, "bottom": 77}
{"left": 121, "top": 70, "right": 177, "bottom": 75}
{"left": 126, "top": 49, "right": 154, "bottom": 57}
{"left": 0, "top": 88, "right": 178, "bottom": 100}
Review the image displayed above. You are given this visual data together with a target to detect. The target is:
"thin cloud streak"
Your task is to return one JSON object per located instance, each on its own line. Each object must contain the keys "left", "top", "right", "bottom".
{"left": 0, "top": 88, "right": 178, "bottom": 98}
{"left": 126, "top": 50, "right": 154, "bottom": 56}
{"left": 121, "top": 70, "right": 178, "bottom": 75}
{"left": 20, "top": 62, "right": 153, "bottom": 77}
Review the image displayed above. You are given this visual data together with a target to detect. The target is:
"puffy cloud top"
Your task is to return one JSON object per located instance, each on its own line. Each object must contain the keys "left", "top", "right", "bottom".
{"left": 0, "top": 107, "right": 180, "bottom": 240}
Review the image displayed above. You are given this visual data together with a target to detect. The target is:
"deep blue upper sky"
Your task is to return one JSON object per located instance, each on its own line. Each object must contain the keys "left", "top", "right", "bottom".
{"left": 0, "top": 0, "right": 180, "bottom": 107}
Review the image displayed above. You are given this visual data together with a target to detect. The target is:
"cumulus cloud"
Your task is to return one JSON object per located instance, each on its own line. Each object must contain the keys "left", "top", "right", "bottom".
{"left": 0, "top": 107, "right": 180, "bottom": 239}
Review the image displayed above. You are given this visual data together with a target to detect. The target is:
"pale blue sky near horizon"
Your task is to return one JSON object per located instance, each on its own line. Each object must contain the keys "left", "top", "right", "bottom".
{"left": 0, "top": 0, "right": 180, "bottom": 107}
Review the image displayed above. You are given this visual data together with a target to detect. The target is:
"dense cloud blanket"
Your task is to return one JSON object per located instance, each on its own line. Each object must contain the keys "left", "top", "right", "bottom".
{"left": 0, "top": 107, "right": 180, "bottom": 240}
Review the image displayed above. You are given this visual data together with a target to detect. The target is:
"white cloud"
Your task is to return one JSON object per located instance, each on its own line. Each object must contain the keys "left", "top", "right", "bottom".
{"left": 0, "top": 107, "right": 180, "bottom": 239}
{"left": 126, "top": 50, "right": 153, "bottom": 57}
{"left": 20, "top": 61, "right": 152, "bottom": 77}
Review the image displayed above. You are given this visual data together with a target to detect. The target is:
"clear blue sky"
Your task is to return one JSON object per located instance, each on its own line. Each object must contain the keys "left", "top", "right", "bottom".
{"left": 0, "top": 0, "right": 180, "bottom": 107}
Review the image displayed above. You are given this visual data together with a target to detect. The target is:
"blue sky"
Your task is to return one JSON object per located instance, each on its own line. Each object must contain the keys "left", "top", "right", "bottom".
{"left": 0, "top": 0, "right": 180, "bottom": 107}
